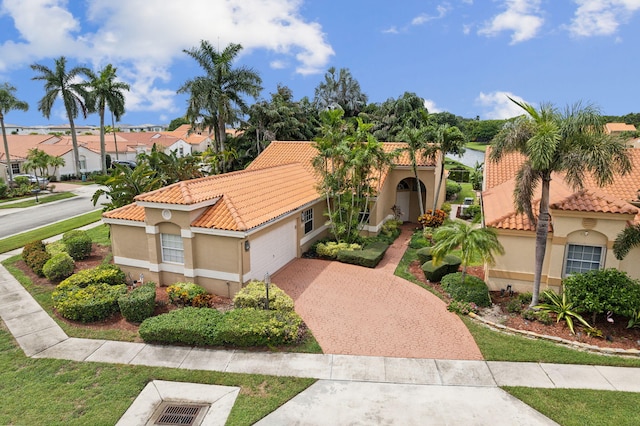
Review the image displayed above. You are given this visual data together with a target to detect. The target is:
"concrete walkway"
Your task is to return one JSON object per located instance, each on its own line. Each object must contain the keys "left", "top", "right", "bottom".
{"left": 274, "top": 225, "right": 483, "bottom": 359}
{"left": 2, "top": 238, "right": 640, "bottom": 424}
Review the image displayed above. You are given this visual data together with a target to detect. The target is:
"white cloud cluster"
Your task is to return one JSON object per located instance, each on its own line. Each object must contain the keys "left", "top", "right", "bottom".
{"left": 411, "top": 5, "right": 450, "bottom": 26}
{"left": 478, "top": 0, "right": 544, "bottom": 44}
{"left": 568, "top": 0, "right": 640, "bottom": 37}
{"left": 423, "top": 99, "right": 442, "bottom": 113}
{"left": 475, "top": 91, "right": 530, "bottom": 119}
{"left": 0, "top": 0, "right": 333, "bottom": 116}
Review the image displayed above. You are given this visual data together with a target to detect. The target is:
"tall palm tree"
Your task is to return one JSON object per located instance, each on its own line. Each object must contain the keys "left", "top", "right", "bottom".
{"left": 88, "top": 64, "right": 130, "bottom": 173}
{"left": 179, "top": 41, "right": 262, "bottom": 173}
{"left": 490, "top": 98, "right": 632, "bottom": 307}
{"left": 431, "top": 221, "right": 504, "bottom": 284}
{"left": 613, "top": 224, "right": 640, "bottom": 260}
{"left": 313, "top": 67, "right": 367, "bottom": 117}
{"left": 0, "top": 83, "right": 29, "bottom": 185}
{"left": 31, "top": 57, "right": 92, "bottom": 178}
{"left": 399, "top": 127, "right": 429, "bottom": 217}
{"left": 429, "top": 124, "right": 466, "bottom": 212}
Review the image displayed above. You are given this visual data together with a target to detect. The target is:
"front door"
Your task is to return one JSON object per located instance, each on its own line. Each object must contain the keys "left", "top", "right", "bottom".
{"left": 395, "top": 191, "right": 410, "bottom": 222}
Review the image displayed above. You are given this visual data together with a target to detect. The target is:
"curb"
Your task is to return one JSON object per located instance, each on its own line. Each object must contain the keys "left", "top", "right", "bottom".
{"left": 467, "top": 312, "right": 640, "bottom": 358}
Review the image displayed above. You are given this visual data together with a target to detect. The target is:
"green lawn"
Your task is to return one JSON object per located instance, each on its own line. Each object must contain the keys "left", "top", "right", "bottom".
{"left": 452, "top": 182, "right": 476, "bottom": 204}
{"left": 0, "top": 210, "right": 103, "bottom": 254}
{"left": 0, "top": 192, "right": 76, "bottom": 209}
{"left": 0, "top": 328, "right": 314, "bottom": 425}
{"left": 465, "top": 142, "right": 489, "bottom": 152}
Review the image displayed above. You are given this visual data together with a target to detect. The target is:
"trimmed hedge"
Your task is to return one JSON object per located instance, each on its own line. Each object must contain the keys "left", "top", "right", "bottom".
{"left": 215, "top": 308, "right": 303, "bottom": 347}
{"left": 45, "top": 241, "right": 67, "bottom": 257}
{"left": 58, "top": 264, "right": 126, "bottom": 290}
{"left": 441, "top": 272, "right": 491, "bottom": 307}
{"left": 42, "top": 252, "right": 75, "bottom": 282}
{"left": 52, "top": 283, "right": 127, "bottom": 322}
{"left": 421, "top": 254, "right": 461, "bottom": 282}
{"left": 24, "top": 249, "right": 51, "bottom": 277}
{"left": 416, "top": 247, "right": 433, "bottom": 264}
{"left": 233, "top": 281, "right": 294, "bottom": 311}
{"left": 316, "top": 242, "right": 361, "bottom": 259}
{"left": 23, "top": 240, "right": 46, "bottom": 260}
{"left": 337, "top": 241, "right": 389, "bottom": 268}
{"left": 63, "top": 231, "right": 92, "bottom": 260}
{"left": 118, "top": 282, "right": 157, "bottom": 323}
{"left": 139, "top": 307, "right": 223, "bottom": 346}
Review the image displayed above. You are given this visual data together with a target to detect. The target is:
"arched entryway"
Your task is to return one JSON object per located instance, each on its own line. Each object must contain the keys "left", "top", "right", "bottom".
{"left": 395, "top": 178, "right": 426, "bottom": 223}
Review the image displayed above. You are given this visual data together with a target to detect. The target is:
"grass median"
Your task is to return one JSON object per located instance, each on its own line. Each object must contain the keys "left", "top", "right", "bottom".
{"left": 0, "top": 210, "right": 103, "bottom": 254}
{"left": 0, "top": 192, "right": 76, "bottom": 209}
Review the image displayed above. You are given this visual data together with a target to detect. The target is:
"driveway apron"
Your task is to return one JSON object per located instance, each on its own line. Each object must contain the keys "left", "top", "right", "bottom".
{"left": 273, "top": 226, "right": 483, "bottom": 360}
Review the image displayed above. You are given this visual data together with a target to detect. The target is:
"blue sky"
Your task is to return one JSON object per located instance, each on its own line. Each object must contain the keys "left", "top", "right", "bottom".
{"left": 0, "top": 0, "right": 639, "bottom": 126}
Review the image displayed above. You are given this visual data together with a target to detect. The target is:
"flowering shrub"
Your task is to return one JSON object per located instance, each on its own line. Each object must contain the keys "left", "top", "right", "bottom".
{"left": 417, "top": 209, "right": 447, "bottom": 228}
{"left": 166, "top": 282, "right": 206, "bottom": 306}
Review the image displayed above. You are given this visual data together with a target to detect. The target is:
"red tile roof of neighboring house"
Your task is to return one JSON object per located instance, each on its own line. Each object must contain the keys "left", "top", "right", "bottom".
{"left": 483, "top": 147, "right": 640, "bottom": 231}
{"left": 605, "top": 123, "right": 637, "bottom": 134}
{"left": 103, "top": 203, "right": 146, "bottom": 222}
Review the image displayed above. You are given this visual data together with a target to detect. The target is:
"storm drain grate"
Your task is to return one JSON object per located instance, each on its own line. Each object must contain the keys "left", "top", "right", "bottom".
{"left": 153, "top": 403, "right": 208, "bottom": 425}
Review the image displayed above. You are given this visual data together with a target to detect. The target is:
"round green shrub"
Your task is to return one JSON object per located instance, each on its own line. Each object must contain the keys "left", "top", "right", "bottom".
{"left": 45, "top": 241, "right": 67, "bottom": 256}
{"left": 215, "top": 308, "right": 303, "bottom": 347}
{"left": 443, "top": 254, "right": 462, "bottom": 274}
{"left": 43, "top": 252, "right": 75, "bottom": 282}
{"left": 0, "top": 183, "right": 8, "bottom": 199}
{"left": 22, "top": 240, "right": 46, "bottom": 261}
{"left": 233, "top": 281, "right": 294, "bottom": 312}
{"left": 139, "top": 307, "right": 223, "bottom": 345}
{"left": 118, "top": 282, "right": 157, "bottom": 323}
{"left": 416, "top": 247, "right": 433, "bottom": 265}
{"left": 25, "top": 250, "right": 51, "bottom": 277}
{"left": 421, "top": 260, "right": 450, "bottom": 282}
{"left": 64, "top": 234, "right": 93, "bottom": 260}
{"left": 440, "top": 272, "right": 491, "bottom": 307}
{"left": 59, "top": 264, "right": 126, "bottom": 290}
{"left": 52, "top": 283, "right": 127, "bottom": 322}
{"left": 62, "top": 230, "right": 87, "bottom": 242}
{"left": 166, "top": 282, "right": 207, "bottom": 306}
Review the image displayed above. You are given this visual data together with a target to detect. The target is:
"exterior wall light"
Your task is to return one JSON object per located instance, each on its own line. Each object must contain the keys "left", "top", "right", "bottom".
{"left": 244, "top": 240, "right": 250, "bottom": 251}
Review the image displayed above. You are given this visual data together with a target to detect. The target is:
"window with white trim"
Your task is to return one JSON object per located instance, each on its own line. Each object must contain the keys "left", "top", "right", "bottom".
{"left": 11, "top": 163, "right": 20, "bottom": 174}
{"left": 564, "top": 244, "right": 603, "bottom": 276}
{"left": 161, "top": 233, "right": 184, "bottom": 264}
{"left": 302, "top": 209, "right": 313, "bottom": 234}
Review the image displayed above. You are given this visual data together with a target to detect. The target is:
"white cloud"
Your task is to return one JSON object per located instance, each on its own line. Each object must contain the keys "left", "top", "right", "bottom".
{"left": 478, "top": 0, "right": 544, "bottom": 44}
{"left": 475, "top": 91, "right": 531, "bottom": 119}
{"left": 382, "top": 26, "right": 399, "bottom": 34}
{"left": 568, "top": 0, "right": 640, "bottom": 37}
{"left": 270, "top": 60, "right": 287, "bottom": 69}
{"left": 411, "top": 5, "right": 450, "bottom": 26}
{"left": 423, "top": 99, "right": 442, "bottom": 113}
{"left": 462, "top": 24, "right": 472, "bottom": 35}
{"left": 0, "top": 0, "right": 334, "bottom": 114}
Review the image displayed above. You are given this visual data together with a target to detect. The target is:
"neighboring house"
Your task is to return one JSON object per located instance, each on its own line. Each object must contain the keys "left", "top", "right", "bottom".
{"left": 605, "top": 123, "right": 637, "bottom": 135}
{"left": 103, "top": 141, "right": 443, "bottom": 297}
{"left": 482, "top": 147, "right": 640, "bottom": 294}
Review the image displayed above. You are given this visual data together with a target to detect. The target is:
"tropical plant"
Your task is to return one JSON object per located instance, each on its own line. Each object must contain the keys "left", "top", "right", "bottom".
{"left": 613, "top": 224, "right": 640, "bottom": 260}
{"left": 0, "top": 83, "right": 29, "bottom": 186}
{"left": 399, "top": 126, "right": 429, "bottom": 216}
{"left": 535, "top": 289, "right": 591, "bottom": 334}
{"left": 313, "top": 67, "right": 367, "bottom": 117}
{"left": 31, "top": 56, "right": 92, "bottom": 177}
{"left": 179, "top": 41, "right": 262, "bottom": 173}
{"left": 22, "top": 148, "right": 58, "bottom": 186}
{"left": 430, "top": 220, "right": 504, "bottom": 284}
{"left": 428, "top": 124, "right": 466, "bottom": 211}
{"left": 88, "top": 64, "right": 130, "bottom": 173}
{"left": 490, "top": 98, "right": 632, "bottom": 307}
{"left": 91, "top": 163, "right": 163, "bottom": 210}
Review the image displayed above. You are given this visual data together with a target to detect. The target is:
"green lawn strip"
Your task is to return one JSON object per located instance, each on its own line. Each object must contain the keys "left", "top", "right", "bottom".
{"left": 0, "top": 210, "right": 103, "bottom": 253}
{"left": 465, "top": 142, "right": 489, "bottom": 152}
{"left": 462, "top": 317, "right": 640, "bottom": 367}
{"left": 452, "top": 182, "right": 476, "bottom": 204}
{"left": 0, "top": 329, "right": 314, "bottom": 426}
{"left": 84, "top": 223, "right": 111, "bottom": 246}
{"left": 503, "top": 387, "right": 640, "bottom": 426}
{"left": 0, "top": 192, "right": 75, "bottom": 209}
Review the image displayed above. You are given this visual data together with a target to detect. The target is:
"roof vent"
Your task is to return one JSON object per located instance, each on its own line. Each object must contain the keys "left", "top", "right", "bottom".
{"left": 582, "top": 218, "right": 597, "bottom": 229}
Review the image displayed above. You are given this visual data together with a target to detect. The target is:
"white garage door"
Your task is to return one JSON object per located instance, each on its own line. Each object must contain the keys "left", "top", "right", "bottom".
{"left": 248, "top": 219, "right": 297, "bottom": 281}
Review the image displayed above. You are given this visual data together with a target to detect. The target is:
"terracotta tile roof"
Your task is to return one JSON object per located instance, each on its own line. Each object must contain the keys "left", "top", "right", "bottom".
{"left": 605, "top": 123, "right": 637, "bottom": 134}
{"left": 103, "top": 203, "right": 146, "bottom": 222}
{"left": 483, "top": 147, "right": 640, "bottom": 230}
{"left": 0, "top": 135, "right": 61, "bottom": 161}
{"left": 550, "top": 188, "right": 639, "bottom": 215}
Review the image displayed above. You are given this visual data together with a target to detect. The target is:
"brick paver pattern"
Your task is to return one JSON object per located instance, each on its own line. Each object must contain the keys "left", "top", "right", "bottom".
{"left": 273, "top": 226, "right": 484, "bottom": 360}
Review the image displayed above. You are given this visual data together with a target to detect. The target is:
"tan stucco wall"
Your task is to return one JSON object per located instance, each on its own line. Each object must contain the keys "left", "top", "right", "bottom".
{"left": 193, "top": 233, "right": 242, "bottom": 274}
{"left": 487, "top": 211, "right": 639, "bottom": 295}
{"left": 298, "top": 200, "right": 329, "bottom": 254}
{"left": 110, "top": 224, "right": 148, "bottom": 261}
{"left": 376, "top": 167, "right": 438, "bottom": 225}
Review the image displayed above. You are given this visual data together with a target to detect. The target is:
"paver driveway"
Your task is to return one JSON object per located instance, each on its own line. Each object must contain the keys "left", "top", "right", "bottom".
{"left": 273, "top": 226, "right": 483, "bottom": 360}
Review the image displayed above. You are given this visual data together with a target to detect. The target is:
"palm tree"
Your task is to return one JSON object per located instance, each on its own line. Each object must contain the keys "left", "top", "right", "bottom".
{"left": 91, "top": 163, "right": 163, "bottom": 211}
{"left": 431, "top": 221, "right": 504, "bottom": 284}
{"left": 0, "top": 83, "right": 29, "bottom": 186}
{"left": 613, "top": 224, "right": 640, "bottom": 260}
{"left": 178, "top": 41, "right": 262, "bottom": 173}
{"left": 88, "top": 64, "right": 130, "bottom": 173}
{"left": 429, "top": 124, "right": 466, "bottom": 212}
{"left": 399, "top": 127, "right": 429, "bottom": 217}
{"left": 490, "top": 98, "right": 632, "bottom": 307}
{"left": 31, "top": 57, "right": 92, "bottom": 178}
{"left": 313, "top": 67, "right": 367, "bottom": 117}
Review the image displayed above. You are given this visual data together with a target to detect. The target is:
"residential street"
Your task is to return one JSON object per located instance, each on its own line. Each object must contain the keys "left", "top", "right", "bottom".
{"left": 0, "top": 184, "right": 105, "bottom": 239}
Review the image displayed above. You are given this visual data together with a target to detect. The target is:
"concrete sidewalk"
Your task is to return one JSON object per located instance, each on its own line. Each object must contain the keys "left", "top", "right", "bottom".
{"left": 2, "top": 261, "right": 640, "bottom": 424}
